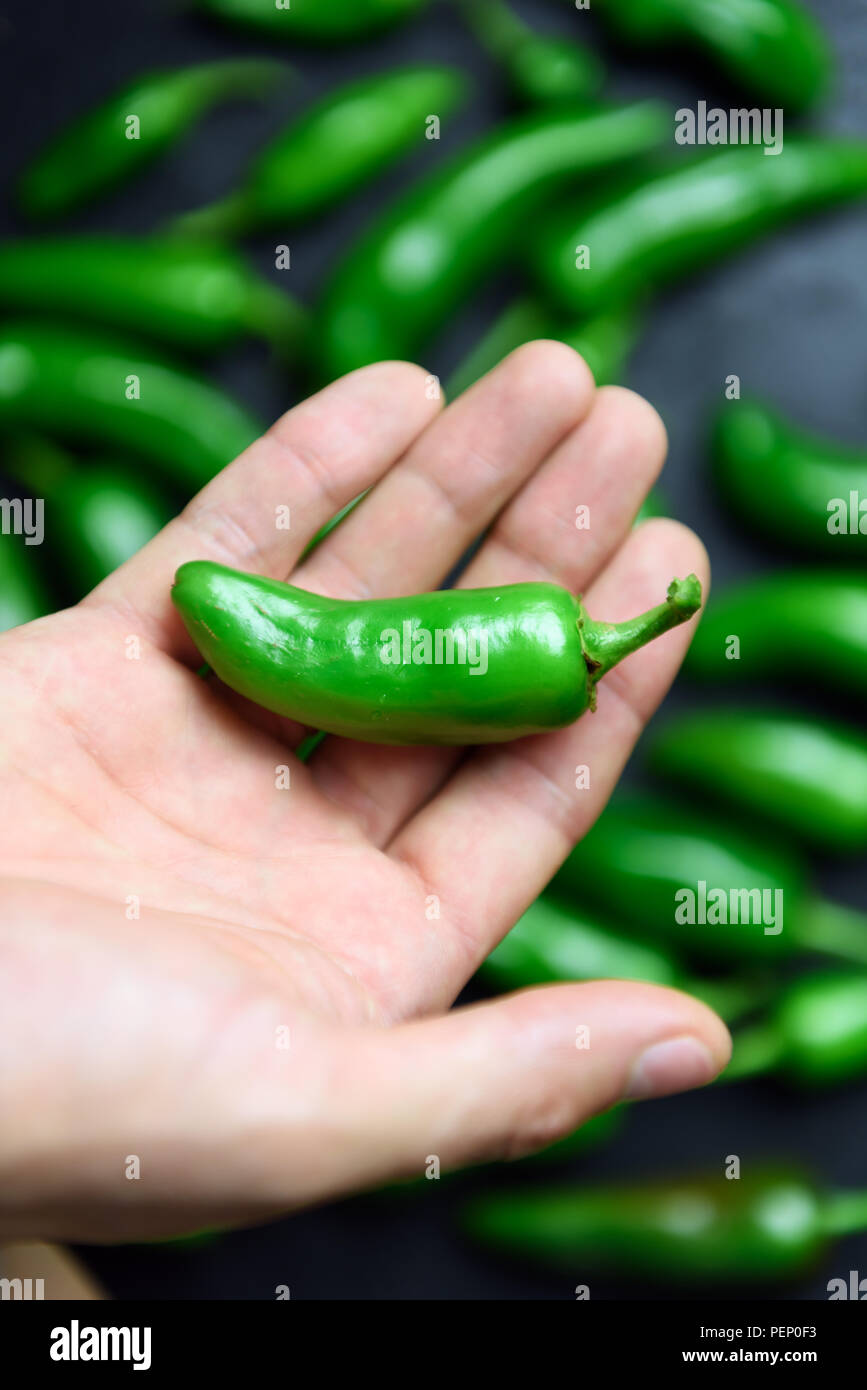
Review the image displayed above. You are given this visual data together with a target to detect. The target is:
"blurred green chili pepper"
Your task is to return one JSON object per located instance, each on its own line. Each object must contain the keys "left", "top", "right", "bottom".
{"left": 647, "top": 709, "right": 867, "bottom": 853}
{"left": 456, "top": 0, "right": 604, "bottom": 107}
{"left": 0, "top": 238, "right": 308, "bottom": 358}
{"left": 597, "top": 0, "right": 832, "bottom": 112}
{"left": 0, "top": 322, "right": 261, "bottom": 494}
{"left": 173, "top": 66, "right": 469, "bottom": 239}
{"left": 481, "top": 894, "right": 762, "bottom": 1022}
{"left": 553, "top": 795, "right": 867, "bottom": 964}
{"left": 534, "top": 142, "right": 867, "bottom": 318}
{"left": 445, "top": 298, "right": 644, "bottom": 397}
{"left": 17, "top": 60, "right": 286, "bottom": 220}
{"left": 4, "top": 436, "right": 171, "bottom": 598}
{"left": 463, "top": 1166, "right": 867, "bottom": 1281}
{"left": 199, "top": 0, "right": 428, "bottom": 41}
{"left": 317, "top": 100, "right": 669, "bottom": 379}
{"left": 0, "top": 531, "right": 50, "bottom": 633}
{"left": 686, "top": 571, "right": 867, "bottom": 696}
{"left": 727, "top": 971, "right": 867, "bottom": 1087}
{"left": 714, "top": 398, "right": 867, "bottom": 559}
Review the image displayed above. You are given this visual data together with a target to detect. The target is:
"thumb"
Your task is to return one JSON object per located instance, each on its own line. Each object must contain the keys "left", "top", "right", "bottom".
{"left": 297, "top": 980, "right": 731, "bottom": 1200}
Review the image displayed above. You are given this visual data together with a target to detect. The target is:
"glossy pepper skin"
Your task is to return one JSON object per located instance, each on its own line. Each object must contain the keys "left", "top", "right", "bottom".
{"left": 0, "top": 532, "right": 50, "bottom": 633}
{"left": 552, "top": 795, "right": 867, "bottom": 964}
{"left": 0, "top": 238, "right": 308, "bottom": 358}
{"left": 647, "top": 709, "right": 867, "bottom": 853}
{"left": 199, "top": 0, "right": 427, "bottom": 42}
{"left": 317, "top": 101, "right": 669, "bottom": 379}
{"left": 686, "top": 571, "right": 867, "bottom": 696}
{"left": 728, "top": 972, "right": 867, "bottom": 1087}
{"left": 445, "top": 298, "right": 644, "bottom": 398}
{"left": 172, "top": 562, "right": 701, "bottom": 746}
{"left": 463, "top": 1167, "right": 867, "bottom": 1282}
{"left": 0, "top": 323, "right": 260, "bottom": 494}
{"left": 457, "top": 0, "right": 604, "bottom": 108}
{"left": 481, "top": 894, "right": 761, "bottom": 1022}
{"left": 173, "top": 67, "right": 469, "bottom": 239}
{"left": 597, "top": 0, "right": 832, "bottom": 112}
{"left": 4, "top": 437, "right": 171, "bottom": 599}
{"left": 534, "top": 142, "right": 867, "bottom": 318}
{"left": 714, "top": 399, "right": 867, "bottom": 559}
{"left": 16, "top": 60, "right": 285, "bottom": 220}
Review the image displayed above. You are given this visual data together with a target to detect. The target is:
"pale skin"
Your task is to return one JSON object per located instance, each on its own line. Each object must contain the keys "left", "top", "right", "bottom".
{"left": 0, "top": 344, "right": 729, "bottom": 1245}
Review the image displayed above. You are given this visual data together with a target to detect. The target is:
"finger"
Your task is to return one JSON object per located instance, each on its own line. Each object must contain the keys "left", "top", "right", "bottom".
{"left": 311, "top": 386, "right": 666, "bottom": 846}
{"left": 293, "top": 340, "right": 596, "bottom": 602}
{"left": 460, "top": 385, "right": 668, "bottom": 589}
{"left": 388, "top": 519, "right": 709, "bottom": 997}
{"left": 262, "top": 981, "right": 731, "bottom": 1206}
{"left": 86, "top": 361, "right": 441, "bottom": 656}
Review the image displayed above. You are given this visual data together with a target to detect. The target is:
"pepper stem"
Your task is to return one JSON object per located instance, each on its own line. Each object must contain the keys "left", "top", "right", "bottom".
{"left": 242, "top": 281, "right": 311, "bottom": 365}
{"left": 821, "top": 1190, "right": 867, "bottom": 1238}
{"left": 169, "top": 190, "right": 251, "bottom": 241}
{"left": 685, "top": 975, "right": 768, "bottom": 1026}
{"left": 579, "top": 575, "right": 702, "bottom": 693}
{"left": 794, "top": 896, "right": 867, "bottom": 967}
{"left": 717, "top": 1021, "right": 786, "bottom": 1084}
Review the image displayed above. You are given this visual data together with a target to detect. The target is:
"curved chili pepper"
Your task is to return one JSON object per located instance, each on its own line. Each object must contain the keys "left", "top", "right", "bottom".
{"left": 686, "top": 571, "right": 867, "bottom": 695}
{"left": 198, "top": 0, "right": 428, "bottom": 42}
{"left": 171, "top": 562, "right": 701, "bottom": 745}
{"left": 463, "top": 1166, "right": 867, "bottom": 1281}
{"left": 0, "top": 238, "right": 308, "bottom": 358}
{"left": 534, "top": 141, "right": 867, "bottom": 318}
{"left": 647, "top": 709, "right": 867, "bottom": 853}
{"left": 482, "top": 894, "right": 763, "bottom": 1021}
{"left": 16, "top": 60, "right": 286, "bottom": 220}
{"left": 173, "top": 66, "right": 469, "bottom": 239}
{"left": 445, "top": 298, "right": 644, "bottom": 398}
{"left": 553, "top": 795, "right": 867, "bottom": 964}
{"left": 0, "top": 531, "right": 50, "bottom": 633}
{"left": 456, "top": 0, "right": 604, "bottom": 107}
{"left": 317, "top": 100, "right": 669, "bottom": 379}
{"left": 714, "top": 398, "right": 867, "bottom": 559}
{"left": 727, "top": 972, "right": 867, "bottom": 1087}
{"left": 598, "top": 0, "right": 832, "bottom": 112}
{"left": 0, "top": 322, "right": 261, "bottom": 494}
{"left": 4, "top": 436, "right": 171, "bottom": 599}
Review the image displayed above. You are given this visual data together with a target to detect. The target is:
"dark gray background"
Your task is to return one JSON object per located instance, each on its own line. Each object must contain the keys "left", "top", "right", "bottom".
{"left": 1, "top": 0, "right": 865, "bottom": 1299}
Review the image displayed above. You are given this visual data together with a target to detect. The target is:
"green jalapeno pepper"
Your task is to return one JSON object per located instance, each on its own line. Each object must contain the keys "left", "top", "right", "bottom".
{"left": 456, "top": 0, "right": 604, "bottom": 108}
{"left": 317, "top": 100, "right": 669, "bottom": 379}
{"left": 0, "top": 238, "right": 308, "bottom": 358}
{"left": 198, "top": 0, "right": 428, "bottom": 42}
{"left": 0, "top": 322, "right": 261, "bottom": 494}
{"left": 482, "top": 894, "right": 762, "bottom": 1022}
{"left": 3, "top": 436, "right": 171, "bottom": 599}
{"left": 534, "top": 141, "right": 867, "bottom": 319}
{"left": 171, "top": 562, "right": 701, "bottom": 745}
{"left": 597, "top": 0, "right": 832, "bottom": 112}
{"left": 686, "top": 571, "right": 867, "bottom": 696}
{"left": 714, "top": 398, "right": 867, "bottom": 559}
{"left": 647, "top": 709, "right": 867, "bottom": 853}
{"left": 173, "top": 66, "right": 469, "bottom": 239}
{"left": 445, "top": 298, "right": 644, "bottom": 398}
{"left": 17, "top": 60, "right": 286, "bottom": 220}
{"left": 0, "top": 531, "right": 51, "bottom": 633}
{"left": 463, "top": 1166, "right": 867, "bottom": 1282}
{"left": 727, "top": 971, "right": 867, "bottom": 1087}
{"left": 552, "top": 794, "right": 867, "bottom": 964}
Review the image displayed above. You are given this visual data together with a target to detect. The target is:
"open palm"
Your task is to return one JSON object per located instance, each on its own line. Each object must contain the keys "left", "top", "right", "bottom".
{"left": 0, "top": 346, "right": 728, "bottom": 1244}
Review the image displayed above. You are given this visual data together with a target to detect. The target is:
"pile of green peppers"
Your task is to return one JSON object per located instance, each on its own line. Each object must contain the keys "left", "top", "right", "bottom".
{"left": 2, "top": 0, "right": 865, "bottom": 1296}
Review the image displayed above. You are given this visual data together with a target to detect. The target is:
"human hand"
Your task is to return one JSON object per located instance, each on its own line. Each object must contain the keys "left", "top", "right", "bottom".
{"left": 0, "top": 344, "right": 728, "bottom": 1243}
